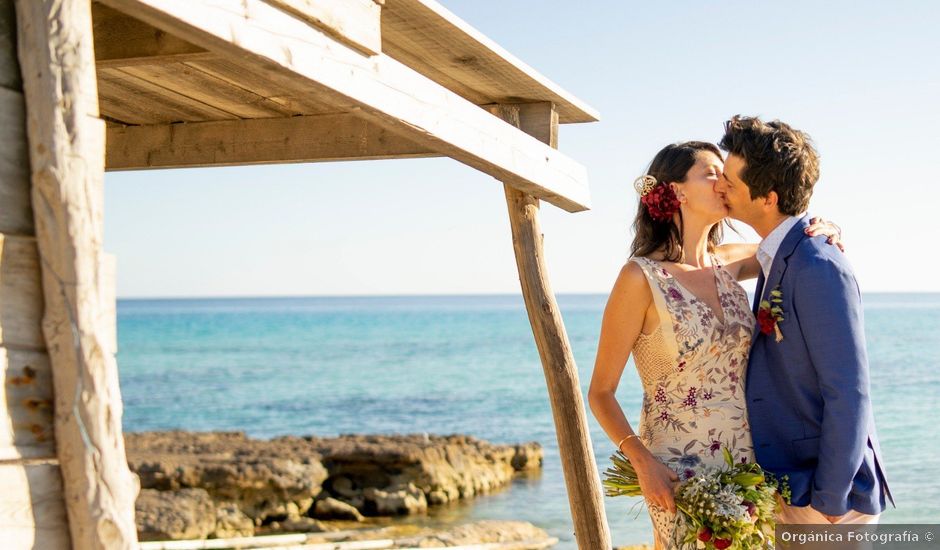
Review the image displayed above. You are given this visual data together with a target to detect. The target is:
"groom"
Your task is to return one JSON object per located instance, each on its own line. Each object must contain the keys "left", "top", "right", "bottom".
{"left": 715, "top": 115, "right": 893, "bottom": 524}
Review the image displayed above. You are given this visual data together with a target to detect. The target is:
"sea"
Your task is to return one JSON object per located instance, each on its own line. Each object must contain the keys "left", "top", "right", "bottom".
{"left": 117, "top": 293, "right": 940, "bottom": 548}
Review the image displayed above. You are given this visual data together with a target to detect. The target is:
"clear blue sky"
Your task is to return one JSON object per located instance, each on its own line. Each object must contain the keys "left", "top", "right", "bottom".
{"left": 104, "top": 1, "right": 940, "bottom": 298}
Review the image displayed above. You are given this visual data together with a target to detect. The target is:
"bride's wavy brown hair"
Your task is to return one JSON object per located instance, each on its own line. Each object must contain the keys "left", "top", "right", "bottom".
{"left": 630, "top": 141, "right": 724, "bottom": 262}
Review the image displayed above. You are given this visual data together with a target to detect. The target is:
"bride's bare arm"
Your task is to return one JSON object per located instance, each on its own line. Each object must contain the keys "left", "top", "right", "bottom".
{"left": 716, "top": 218, "right": 845, "bottom": 282}
{"left": 716, "top": 244, "right": 761, "bottom": 281}
{"left": 588, "top": 262, "right": 678, "bottom": 513}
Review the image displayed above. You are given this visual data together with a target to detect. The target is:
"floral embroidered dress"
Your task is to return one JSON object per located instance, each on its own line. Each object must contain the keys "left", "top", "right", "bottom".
{"left": 629, "top": 256, "right": 756, "bottom": 549}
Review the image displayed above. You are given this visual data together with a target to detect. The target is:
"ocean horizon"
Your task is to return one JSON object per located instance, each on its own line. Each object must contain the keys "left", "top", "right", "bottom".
{"left": 116, "top": 292, "right": 940, "bottom": 548}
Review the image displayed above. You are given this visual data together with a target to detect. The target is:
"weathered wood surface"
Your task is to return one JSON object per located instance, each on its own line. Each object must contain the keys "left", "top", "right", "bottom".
{"left": 0, "top": 87, "right": 33, "bottom": 235}
{"left": 99, "top": 253, "right": 118, "bottom": 356}
{"left": 136, "top": 533, "right": 557, "bottom": 550}
{"left": 15, "top": 0, "right": 138, "bottom": 548}
{"left": 184, "top": 57, "right": 345, "bottom": 115}
{"left": 116, "top": 63, "right": 298, "bottom": 118}
{"left": 0, "top": 346, "right": 55, "bottom": 460}
{"left": 89, "top": 4, "right": 361, "bottom": 121}
{"left": 0, "top": 0, "right": 20, "bottom": 91}
{"left": 381, "top": 0, "right": 598, "bottom": 124}
{"left": 96, "top": 0, "right": 591, "bottom": 212}
{"left": 0, "top": 462, "right": 71, "bottom": 549}
{"left": 86, "top": 1, "right": 596, "bottom": 125}
{"left": 92, "top": 2, "right": 211, "bottom": 68}
{"left": 0, "top": 234, "right": 44, "bottom": 350}
{"left": 267, "top": 0, "right": 382, "bottom": 56}
{"left": 98, "top": 66, "right": 238, "bottom": 123}
{"left": 494, "top": 103, "right": 611, "bottom": 549}
{"left": 0, "top": 2, "right": 32, "bottom": 235}
{"left": 0, "top": 236, "right": 117, "bottom": 355}
{"left": 0, "top": 4, "right": 67, "bottom": 548}
{"left": 106, "top": 113, "right": 438, "bottom": 170}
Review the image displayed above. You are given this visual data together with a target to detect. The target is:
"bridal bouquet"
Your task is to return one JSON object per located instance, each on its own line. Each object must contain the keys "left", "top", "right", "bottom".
{"left": 603, "top": 448, "right": 790, "bottom": 550}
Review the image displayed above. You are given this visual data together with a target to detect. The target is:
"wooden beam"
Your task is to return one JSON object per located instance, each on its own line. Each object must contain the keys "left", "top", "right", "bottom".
{"left": 105, "top": 113, "right": 439, "bottom": 170}
{"left": 267, "top": 0, "right": 382, "bottom": 56}
{"left": 91, "top": 0, "right": 382, "bottom": 67}
{"left": 493, "top": 102, "right": 612, "bottom": 550}
{"left": 0, "top": 4, "right": 68, "bottom": 547}
{"left": 96, "top": 0, "right": 591, "bottom": 212}
{"left": 14, "top": 0, "right": 138, "bottom": 548}
{"left": 91, "top": 2, "right": 213, "bottom": 69}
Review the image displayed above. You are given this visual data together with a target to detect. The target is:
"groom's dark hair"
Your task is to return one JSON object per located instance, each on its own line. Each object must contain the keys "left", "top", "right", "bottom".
{"left": 719, "top": 115, "right": 820, "bottom": 216}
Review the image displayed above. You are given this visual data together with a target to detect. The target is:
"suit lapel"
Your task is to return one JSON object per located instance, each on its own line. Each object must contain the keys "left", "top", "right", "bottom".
{"left": 750, "top": 214, "right": 812, "bottom": 344}
{"left": 752, "top": 270, "right": 765, "bottom": 315}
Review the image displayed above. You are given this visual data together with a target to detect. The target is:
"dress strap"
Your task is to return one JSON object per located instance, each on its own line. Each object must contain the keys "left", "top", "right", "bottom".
{"left": 629, "top": 257, "right": 680, "bottom": 361}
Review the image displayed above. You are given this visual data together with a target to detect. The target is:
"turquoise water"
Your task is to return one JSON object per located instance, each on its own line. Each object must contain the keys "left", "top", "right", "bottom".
{"left": 117, "top": 293, "right": 940, "bottom": 547}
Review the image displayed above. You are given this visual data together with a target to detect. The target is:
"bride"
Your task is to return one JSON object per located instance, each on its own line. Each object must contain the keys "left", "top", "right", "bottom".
{"left": 587, "top": 141, "right": 841, "bottom": 549}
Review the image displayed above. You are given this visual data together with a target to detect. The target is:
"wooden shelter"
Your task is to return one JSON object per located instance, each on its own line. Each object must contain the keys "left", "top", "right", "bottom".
{"left": 0, "top": 0, "right": 609, "bottom": 548}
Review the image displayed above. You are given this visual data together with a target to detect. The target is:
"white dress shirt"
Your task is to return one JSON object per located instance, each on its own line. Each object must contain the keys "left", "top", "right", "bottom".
{"left": 756, "top": 215, "right": 802, "bottom": 280}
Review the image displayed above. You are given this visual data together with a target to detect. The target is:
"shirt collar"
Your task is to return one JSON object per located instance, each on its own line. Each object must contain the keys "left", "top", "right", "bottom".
{"left": 757, "top": 215, "right": 802, "bottom": 279}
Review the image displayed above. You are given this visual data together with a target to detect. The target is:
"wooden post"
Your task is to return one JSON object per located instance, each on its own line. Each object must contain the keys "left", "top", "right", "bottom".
{"left": 490, "top": 102, "right": 612, "bottom": 550}
{"left": 14, "top": 0, "right": 139, "bottom": 548}
{"left": 0, "top": 0, "right": 70, "bottom": 548}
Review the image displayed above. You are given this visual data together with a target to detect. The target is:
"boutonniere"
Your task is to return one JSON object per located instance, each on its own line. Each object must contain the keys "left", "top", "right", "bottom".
{"left": 758, "top": 287, "right": 785, "bottom": 342}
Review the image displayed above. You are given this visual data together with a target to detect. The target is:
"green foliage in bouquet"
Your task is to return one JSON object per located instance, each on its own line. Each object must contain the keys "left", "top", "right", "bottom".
{"left": 603, "top": 447, "right": 791, "bottom": 550}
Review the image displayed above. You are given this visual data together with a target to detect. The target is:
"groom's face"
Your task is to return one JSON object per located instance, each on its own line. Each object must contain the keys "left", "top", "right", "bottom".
{"left": 716, "top": 154, "right": 760, "bottom": 223}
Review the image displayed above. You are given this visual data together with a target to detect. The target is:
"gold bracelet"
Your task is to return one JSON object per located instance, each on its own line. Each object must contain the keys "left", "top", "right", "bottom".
{"left": 617, "top": 434, "right": 639, "bottom": 452}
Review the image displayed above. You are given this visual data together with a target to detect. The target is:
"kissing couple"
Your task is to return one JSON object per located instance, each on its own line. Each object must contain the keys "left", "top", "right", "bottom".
{"left": 589, "top": 115, "right": 894, "bottom": 548}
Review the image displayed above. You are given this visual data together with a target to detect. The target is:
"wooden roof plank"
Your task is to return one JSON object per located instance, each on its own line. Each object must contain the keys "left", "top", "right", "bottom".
{"left": 97, "top": 0, "right": 591, "bottom": 212}
{"left": 381, "top": 0, "right": 599, "bottom": 124}
{"left": 117, "top": 63, "right": 297, "bottom": 118}
{"left": 98, "top": 67, "right": 239, "bottom": 123}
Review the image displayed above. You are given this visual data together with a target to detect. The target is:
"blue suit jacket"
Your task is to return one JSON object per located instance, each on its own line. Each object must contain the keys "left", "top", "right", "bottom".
{"left": 746, "top": 215, "right": 893, "bottom": 516}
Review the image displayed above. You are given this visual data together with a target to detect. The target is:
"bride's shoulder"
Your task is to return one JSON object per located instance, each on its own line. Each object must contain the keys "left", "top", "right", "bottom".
{"left": 619, "top": 257, "right": 646, "bottom": 278}
{"left": 613, "top": 258, "right": 653, "bottom": 297}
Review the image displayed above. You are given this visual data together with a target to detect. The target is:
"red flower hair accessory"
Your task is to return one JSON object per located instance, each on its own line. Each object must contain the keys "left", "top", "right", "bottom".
{"left": 634, "top": 175, "right": 680, "bottom": 222}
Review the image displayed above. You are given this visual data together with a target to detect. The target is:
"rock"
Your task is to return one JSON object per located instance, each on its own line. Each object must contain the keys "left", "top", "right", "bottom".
{"left": 511, "top": 443, "right": 543, "bottom": 471}
{"left": 363, "top": 483, "right": 427, "bottom": 515}
{"left": 330, "top": 475, "right": 359, "bottom": 499}
{"left": 214, "top": 502, "right": 254, "bottom": 538}
{"left": 288, "top": 433, "right": 542, "bottom": 511}
{"left": 313, "top": 497, "right": 365, "bottom": 521}
{"left": 126, "top": 431, "right": 328, "bottom": 525}
{"left": 135, "top": 488, "right": 215, "bottom": 541}
{"left": 126, "top": 429, "right": 543, "bottom": 542}
{"left": 278, "top": 517, "right": 327, "bottom": 533}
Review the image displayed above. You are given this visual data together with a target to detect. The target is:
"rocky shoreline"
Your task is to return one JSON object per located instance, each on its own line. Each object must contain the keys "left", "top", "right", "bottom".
{"left": 126, "top": 431, "right": 544, "bottom": 542}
